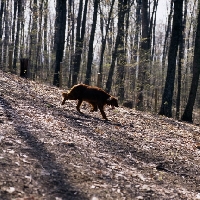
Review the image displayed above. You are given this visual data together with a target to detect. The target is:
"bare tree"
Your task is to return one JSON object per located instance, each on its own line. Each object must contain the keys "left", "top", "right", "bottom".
{"left": 85, "top": 0, "right": 100, "bottom": 85}
{"left": 13, "top": 0, "right": 22, "bottom": 73}
{"left": 159, "top": 0, "right": 183, "bottom": 117}
{"left": 53, "top": 0, "right": 66, "bottom": 87}
{"left": 43, "top": 0, "right": 49, "bottom": 79}
{"left": 105, "top": 0, "right": 128, "bottom": 94}
{"left": 116, "top": 0, "right": 128, "bottom": 102}
{"left": 161, "top": 1, "right": 173, "bottom": 88}
{"left": 176, "top": 0, "right": 188, "bottom": 119}
{"left": 72, "top": 0, "right": 89, "bottom": 85}
{"left": 136, "top": 0, "right": 150, "bottom": 110}
{"left": 29, "top": 0, "right": 38, "bottom": 79}
{"left": 181, "top": 0, "right": 200, "bottom": 123}
{"left": 98, "top": 0, "right": 115, "bottom": 87}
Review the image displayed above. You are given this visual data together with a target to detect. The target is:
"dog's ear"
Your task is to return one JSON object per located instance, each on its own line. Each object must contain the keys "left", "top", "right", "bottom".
{"left": 106, "top": 97, "right": 112, "bottom": 105}
{"left": 112, "top": 97, "right": 119, "bottom": 107}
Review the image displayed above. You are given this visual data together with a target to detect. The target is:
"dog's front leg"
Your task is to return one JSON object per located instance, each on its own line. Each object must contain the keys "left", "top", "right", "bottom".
{"left": 90, "top": 103, "right": 98, "bottom": 112}
{"left": 98, "top": 104, "right": 108, "bottom": 120}
{"left": 76, "top": 100, "right": 83, "bottom": 113}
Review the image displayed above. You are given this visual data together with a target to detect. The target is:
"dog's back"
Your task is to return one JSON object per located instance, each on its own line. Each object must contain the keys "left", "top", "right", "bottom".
{"left": 67, "top": 84, "right": 87, "bottom": 99}
{"left": 83, "top": 85, "right": 110, "bottom": 102}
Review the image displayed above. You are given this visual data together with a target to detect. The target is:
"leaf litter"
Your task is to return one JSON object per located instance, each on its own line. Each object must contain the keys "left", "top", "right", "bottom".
{"left": 0, "top": 70, "right": 200, "bottom": 200}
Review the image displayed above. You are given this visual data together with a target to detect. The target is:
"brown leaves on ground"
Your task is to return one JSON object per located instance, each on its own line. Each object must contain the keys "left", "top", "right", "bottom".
{"left": 0, "top": 70, "right": 200, "bottom": 200}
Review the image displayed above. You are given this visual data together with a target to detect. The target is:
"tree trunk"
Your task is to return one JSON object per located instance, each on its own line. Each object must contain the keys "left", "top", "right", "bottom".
{"left": 0, "top": 1, "right": 4, "bottom": 70}
{"left": 13, "top": 0, "right": 22, "bottom": 73}
{"left": 161, "top": 1, "right": 173, "bottom": 89}
{"left": 176, "top": 0, "right": 187, "bottom": 119}
{"left": 105, "top": 33, "right": 119, "bottom": 93}
{"left": 159, "top": 0, "right": 183, "bottom": 117}
{"left": 136, "top": 0, "right": 150, "bottom": 111}
{"left": 43, "top": 0, "right": 49, "bottom": 80}
{"left": 53, "top": 0, "right": 66, "bottom": 87}
{"left": 116, "top": 0, "right": 127, "bottom": 102}
{"left": 181, "top": 0, "right": 200, "bottom": 123}
{"left": 35, "top": 0, "right": 44, "bottom": 79}
{"left": 29, "top": 0, "right": 38, "bottom": 80}
{"left": 0, "top": 1, "right": 4, "bottom": 40}
{"left": 98, "top": 0, "right": 115, "bottom": 87}
{"left": 12, "top": 0, "right": 17, "bottom": 44}
{"left": 129, "top": 0, "right": 141, "bottom": 102}
{"left": 68, "top": 0, "right": 74, "bottom": 87}
{"left": 85, "top": 0, "right": 99, "bottom": 85}
{"left": 1, "top": 1, "right": 10, "bottom": 71}
{"left": 72, "top": 0, "right": 88, "bottom": 85}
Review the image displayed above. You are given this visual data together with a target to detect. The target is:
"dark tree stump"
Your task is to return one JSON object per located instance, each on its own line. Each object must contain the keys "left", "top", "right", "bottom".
{"left": 20, "top": 58, "right": 29, "bottom": 78}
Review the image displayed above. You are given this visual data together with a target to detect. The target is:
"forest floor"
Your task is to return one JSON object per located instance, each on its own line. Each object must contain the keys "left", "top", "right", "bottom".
{"left": 0, "top": 70, "right": 200, "bottom": 200}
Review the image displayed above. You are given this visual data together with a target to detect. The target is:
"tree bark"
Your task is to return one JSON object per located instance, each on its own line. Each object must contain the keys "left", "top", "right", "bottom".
{"left": 13, "top": 0, "right": 22, "bottom": 73}
{"left": 181, "top": 0, "right": 200, "bottom": 123}
{"left": 105, "top": 33, "right": 120, "bottom": 93}
{"left": 85, "top": 0, "right": 99, "bottom": 85}
{"left": 43, "top": 0, "right": 49, "bottom": 80}
{"left": 159, "top": 0, "right": 183, "bottom": 117}
{"left": 176, "top": 0, "right": 187, "bottom": 119}
{"left": 29, "top": 0, "right": 38, "bottom": 80}
{"left": 98, "top": 0, "right": 115, "bottom": 87}
{"left": 53, "top": 0, "right": 66, "bottom": 87}
{"left": 136, "top": 0, "right": 150, "bottom": 111}
{"left": 72, "top": 0, "right": 88, "bottom": 85}
{"left": 116, "top": 0, "right": 127, "bottom": 102}
{"left": 161, "top": 1, "right": 173, "bottom": 89}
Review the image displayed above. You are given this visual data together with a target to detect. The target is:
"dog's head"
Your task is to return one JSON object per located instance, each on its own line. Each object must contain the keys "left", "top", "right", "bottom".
{"left": 61, "top": 92, "right": 69, "bottom": 105}
{"left": 106, "top": 96, "right": 118, "bottom": 108}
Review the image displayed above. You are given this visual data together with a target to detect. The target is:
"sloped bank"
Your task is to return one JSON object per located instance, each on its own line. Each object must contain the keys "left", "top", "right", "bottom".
{"left": 0, "top": 70, "right": 200, "bottom": 200}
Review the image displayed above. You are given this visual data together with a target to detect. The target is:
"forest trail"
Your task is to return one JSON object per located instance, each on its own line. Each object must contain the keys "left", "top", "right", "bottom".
{"left": 0, "top": 70, "right": 200, "bottom": 200}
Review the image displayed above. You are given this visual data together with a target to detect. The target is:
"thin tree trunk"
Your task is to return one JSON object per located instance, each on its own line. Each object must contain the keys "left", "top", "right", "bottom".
{"left": 35, "top": 0, "right": 44, "bottom": 79}
{"left": 136, "top": 0, "right": 150, "bottom": 111}
{"left": 19, "top": 0, "right": 25, "bottom": 58}
{"left": 53, "top": 0, "right": 66, "bottom": 87}
{"left": 85, "top": 0, "right": 99, "bottom": 85}
{"left": 3, "top": 1, "right": 10, "bottom": 70}
{"left": 181, "top": 0, "right": 200, "bottom": 123}
{"left": 129, "top": 0, "right": 141, "bottom": 102}
{"left": 12, "top": 0, "right": 18, "bottom": 44}
{"left": 72, "top": 0, "right": 88, "bottom": 85}
{"left": 161, "top": 1, "right": 173, "bottom": 89}
{"left": 0, "top": 1, "right": 5, "bottom": 70}
{"left": 68, "top": 0, "right": 74, "bottom": 87}
{"left": 176, "top": 0, "right": 187, "bottom": 119}
{"left": 159, "top": 0, "right": 183, "bottom": 117}
{"left": 98, "top": 0, "right": 115, "bottom": 87}
{"left": 66, "top": 0, "right": 72, "bottom": 87}
{"left": 0, "top": 1, "right": 4, "bottom": 40}
{"left": 13, "top": 0, "right": 22, "bottom": 73}
{"left": 116, "top": 0, "right": 127, "bottom": 102}
{"left": 43, "top": 0, "right": 48, "bottom": 80}
{"left": 29, "top": 0, "right": 38, "bottom": 80}
{"left": 105, "top": 31, "right": 120, "bottom": 93}
{"left": 149, "top": 0, "right": 158, "bottom": 62}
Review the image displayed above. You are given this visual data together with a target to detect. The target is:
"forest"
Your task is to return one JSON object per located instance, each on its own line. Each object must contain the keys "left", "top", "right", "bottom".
{"left": 1, "top": 1, "right": 200, "bottom": 199}
{"left": 1, "top": 0, "right": 200, "bottom": 123}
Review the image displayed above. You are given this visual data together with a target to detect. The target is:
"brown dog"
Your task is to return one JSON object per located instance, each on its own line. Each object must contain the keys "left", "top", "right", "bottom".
{"left": 61, "top": 84, "right": 118, "bottom": 120}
